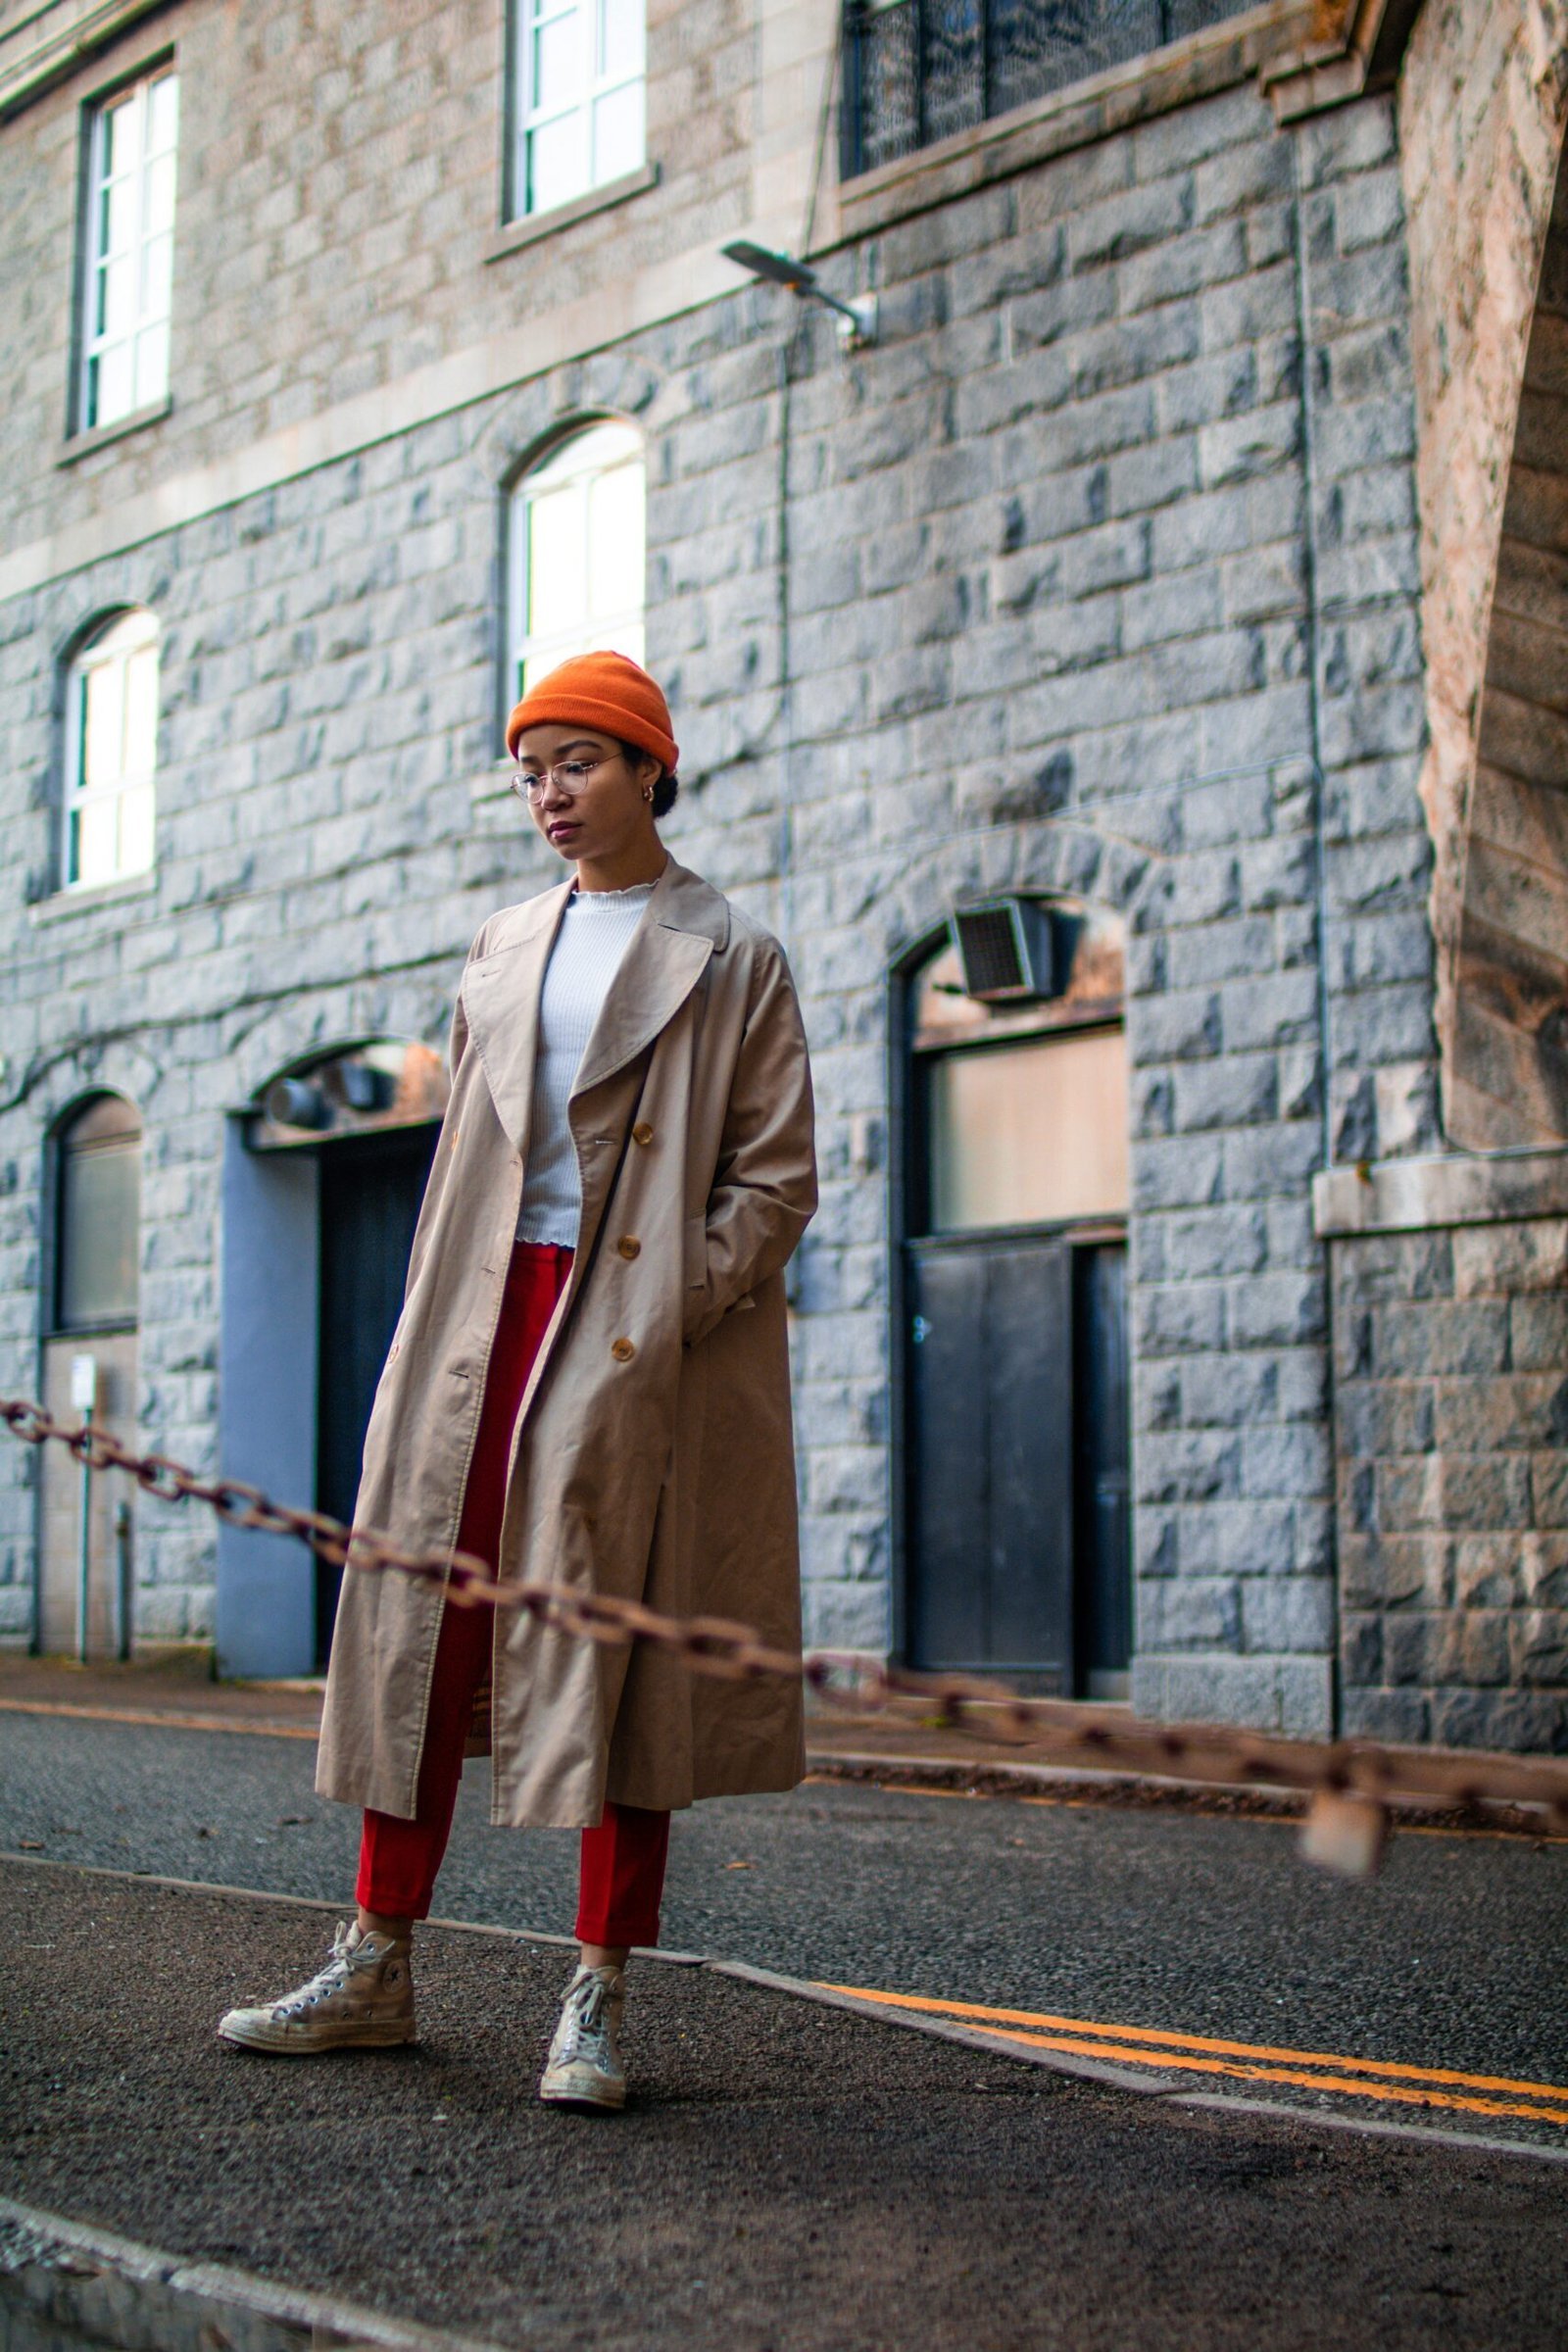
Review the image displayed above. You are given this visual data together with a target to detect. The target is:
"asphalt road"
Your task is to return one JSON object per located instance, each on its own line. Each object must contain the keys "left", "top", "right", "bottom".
{"left": 3, "top": 1708, "right": 1566, "bottom": 2146}
{"left": 4, "top": 1862, "right": 1568, "bottom": 2352}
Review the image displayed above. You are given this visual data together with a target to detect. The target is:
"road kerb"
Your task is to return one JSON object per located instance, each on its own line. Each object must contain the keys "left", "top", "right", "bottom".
{"left": 0, "top": 2194, "right": 506, "bottom": 2352}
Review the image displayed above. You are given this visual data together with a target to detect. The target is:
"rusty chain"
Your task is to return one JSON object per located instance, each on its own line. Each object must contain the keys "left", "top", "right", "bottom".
{"left": 7, "top": 1393, "right": 1568, "bottom": 1869}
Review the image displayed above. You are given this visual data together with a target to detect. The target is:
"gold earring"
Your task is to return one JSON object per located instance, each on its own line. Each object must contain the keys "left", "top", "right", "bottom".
{"left": 644, "top": 786, "right": 655, "bottom": 803}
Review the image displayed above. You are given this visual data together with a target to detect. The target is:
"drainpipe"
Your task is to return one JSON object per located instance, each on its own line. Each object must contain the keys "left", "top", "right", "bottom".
{"left": 1290, "top": 123, "right": 1336, "bottom": 1178}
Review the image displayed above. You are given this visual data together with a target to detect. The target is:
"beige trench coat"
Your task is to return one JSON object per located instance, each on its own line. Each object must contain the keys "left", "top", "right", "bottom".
{"left": 316, "top": 858, "right": 817, "bottom": 1829}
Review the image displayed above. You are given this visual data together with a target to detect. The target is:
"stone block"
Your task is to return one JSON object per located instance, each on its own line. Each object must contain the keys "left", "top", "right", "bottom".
{"left": 1434, "top": 1376, "right": 1568, "bottom": 1456}
{"left": 1129, "top": 988, "right": 1221, "bottom": 1063}
{"left": 1531, "top": 1452, "right": 1568, "bottom": 1529}
{"left": 1136, "top": 1431, "right": 1242, "bottom": 1504}
{"left": 1436, "top": 1451, "right": 1533, "bottom": 1532}
{"left": 1140, "top": 1575, "right": 1241, "bottom": 1649}
{"left": 1160, "top": 1204, "right": 1267, "bottom": 1282}
{"left": 1242, "top": 1423, "right": 1332, "bottom": 1501}
{"left": 1513, "top": 1295, "right": 1568, "bottom": 1372}
{"left": 1336, "top": 1379, "right": 1435, "bottom": 1457}
{"left": 1371, "top": 1300, "right": 1509, "bottom": 1380}
{"left": 1133, "top": 1134, "right": 1225, "bottom": 1211}
{"left": 1452, "top": 1219, "right": 1568, "bottom": 1300}
{"left": 1428, "top": 1688, "right": 1568, "bottom": 1753}
{"left": 1340, "top": 1686, "right": 1431, "bottom": 1741}
{"left": 1241, "top": 1576, "right": 1335, "bottom": 1654}
{"left": 1172, "top": 1054, "right": 1278, "bottom": 1133}
{"left": 1230, "top": 1270, "right": 1327, "bottom": 1348}
{"left": 1136, "top": 1280, "right": 1227, "bottom": 1355}
{"left": 1067, "top": 173, "right": 1197, "bottom": 271}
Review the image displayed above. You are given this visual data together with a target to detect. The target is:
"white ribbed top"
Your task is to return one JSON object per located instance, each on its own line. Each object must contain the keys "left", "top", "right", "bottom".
{"left": 515, "top": 880, "right": 658, "bottom": 1247}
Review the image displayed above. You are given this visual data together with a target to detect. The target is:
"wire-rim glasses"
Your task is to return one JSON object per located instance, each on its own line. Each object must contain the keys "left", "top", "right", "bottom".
{"left": 509, "top": 757, "right": 614, "bottom": 805}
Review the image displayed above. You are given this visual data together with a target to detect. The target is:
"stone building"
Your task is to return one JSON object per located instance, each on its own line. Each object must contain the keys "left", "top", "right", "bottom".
{"left": 2, "top": 0, "right": 1567, "bottom": 1750}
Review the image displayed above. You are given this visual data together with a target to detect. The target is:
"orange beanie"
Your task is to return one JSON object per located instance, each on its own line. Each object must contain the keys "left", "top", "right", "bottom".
{"left": 505, "top": 650, "right": 678, "bottom": 771}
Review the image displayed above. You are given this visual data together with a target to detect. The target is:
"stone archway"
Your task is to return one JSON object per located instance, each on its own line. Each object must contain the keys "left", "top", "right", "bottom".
{"left": 1452, "top": 163, "right": 1568, "bottom": 1143}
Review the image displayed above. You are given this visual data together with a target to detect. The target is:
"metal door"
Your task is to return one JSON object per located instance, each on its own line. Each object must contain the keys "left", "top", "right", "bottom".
{"left": 1074, "top": 1243, "right": 1132, "bottom": 1695}
{"left": 315, "top": 1126, "right": 438, "bottom": 1662}
{"left": 906, "top": 1235, "right": 1074, "bottom": 1683}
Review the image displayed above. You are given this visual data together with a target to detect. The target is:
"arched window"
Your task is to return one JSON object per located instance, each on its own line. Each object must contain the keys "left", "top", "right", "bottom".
{"left": 63, "top": 609, "right": 159, "bottom": 889}
{"left": 505, "top": 421, "right": 645, "bottom": 725}
{"left": 53, "top": 1095, "right": 142, "bottom": 1331}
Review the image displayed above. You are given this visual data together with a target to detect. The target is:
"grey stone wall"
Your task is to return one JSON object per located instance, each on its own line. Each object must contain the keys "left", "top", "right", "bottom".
{"left": 1335, "top": 1213, "right": 1568, "bottom": 1751}
{"left": 0, "top": 53, "right": 1443, "bottom": 1735}
{"left": 0, "top": 0, "right": 759, "bottom": 551}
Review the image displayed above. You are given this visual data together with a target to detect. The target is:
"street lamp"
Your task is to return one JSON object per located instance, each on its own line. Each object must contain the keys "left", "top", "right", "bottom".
{"left": 721, "top": 240, "right": 878, "bottom": 349}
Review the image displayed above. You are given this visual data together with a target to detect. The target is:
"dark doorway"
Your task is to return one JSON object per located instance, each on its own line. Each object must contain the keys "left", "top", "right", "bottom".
{"left": 316, "top": 1125, "right": 439, "bottom": 1663}
{"left": 901, "top": 905, "right": 1133, "bottom": 1694}
{"left": 1073, "top": 1243, "right": 1132, "bottom": 1695}
{"left": 906, "top": 1233, "right": 1073, "bottom": 1680}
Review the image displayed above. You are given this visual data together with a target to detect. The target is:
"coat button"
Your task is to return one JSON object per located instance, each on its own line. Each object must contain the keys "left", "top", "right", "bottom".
{"left": 632, "top": 1121, "right": 655, "bottom": 1147}
{"left": 617, "top": 1235, "right": 641, "bottom": 1260}
{"left": 611, "top": 1337, "right": 636, "bottom": 1362}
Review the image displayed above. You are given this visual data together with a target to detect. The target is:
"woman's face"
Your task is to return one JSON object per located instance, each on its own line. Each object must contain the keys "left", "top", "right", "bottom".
{"left": 514, "top": 723, "right": 660, "bottom": 868}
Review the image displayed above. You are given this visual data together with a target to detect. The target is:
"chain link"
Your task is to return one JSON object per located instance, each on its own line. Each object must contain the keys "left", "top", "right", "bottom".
{"left": 7, "top": 1393, "right": 1568, "bottom": 1851}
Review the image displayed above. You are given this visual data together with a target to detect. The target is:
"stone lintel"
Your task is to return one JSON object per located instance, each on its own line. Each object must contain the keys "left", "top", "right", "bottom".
{"left": 1261, "top": 0, "right": 1424, "bottom": 122}
{"left": 0, "top": 0, "right": 172, "bottom": 122}
{"left": 1313, "top": 1149, "right": 1568, "bottom": 1238}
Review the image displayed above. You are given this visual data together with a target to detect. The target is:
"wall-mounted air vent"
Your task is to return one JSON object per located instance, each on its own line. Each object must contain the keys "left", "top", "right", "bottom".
{"left": 950, "top": 899, "right": 1054, "bottom": 1003}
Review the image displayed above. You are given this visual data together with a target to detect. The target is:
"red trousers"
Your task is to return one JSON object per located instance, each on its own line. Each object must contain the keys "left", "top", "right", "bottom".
{"left": 356, "top": 1241, "right": 671, "bottom": 1945}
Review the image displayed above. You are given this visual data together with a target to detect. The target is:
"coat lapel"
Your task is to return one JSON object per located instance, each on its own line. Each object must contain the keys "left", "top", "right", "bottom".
{"left": 459, "top": 879, "right": 572, "bottom": 1153}
{"left": 571, "top": 859, "right": 730, "bottom": 1102}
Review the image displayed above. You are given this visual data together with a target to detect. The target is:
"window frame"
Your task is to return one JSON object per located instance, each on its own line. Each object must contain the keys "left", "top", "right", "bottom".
{"left": 509, "top": 0, "right": 645, "bottom": 223}
{"left": 61, "top": 608, "right": 161, "bottom": 894}
{"left": 77, "top": 59, "right": 180, "bottom": 435}
{"left": 503, "top": 420, "right": 647, "bottom": 736}
{"left": 46, "top": 1095, "right": 143, "bottom": 1340}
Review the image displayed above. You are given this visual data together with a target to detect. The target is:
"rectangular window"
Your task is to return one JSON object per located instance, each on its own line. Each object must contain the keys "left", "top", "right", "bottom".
{"left": 511, "top": 0, "right": 644, "bottom": 220}
{"left": 842, "top": 0, "right": 1258, "bottom": 179}
{"left": 79, "top": 66, "right": 179, "bottom": 432}
{"left": 925, "top": 1029, "right": 1129, "bottom": 1233}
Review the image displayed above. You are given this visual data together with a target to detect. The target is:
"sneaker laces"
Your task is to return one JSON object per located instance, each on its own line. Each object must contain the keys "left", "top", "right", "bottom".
{"left": 273, "top": 1923, "right": 377, "bottom": 2020}
{"left": 558, "top": 1972, "right": 613, "bottom": 2067}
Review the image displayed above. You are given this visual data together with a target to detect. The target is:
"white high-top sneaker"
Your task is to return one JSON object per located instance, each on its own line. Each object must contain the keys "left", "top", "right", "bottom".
{"left": 217, "top": 1921, "right": 416, "bottom": 2054}
{"left": 538, "top": 1963, "right": 627, "bottom": 2110}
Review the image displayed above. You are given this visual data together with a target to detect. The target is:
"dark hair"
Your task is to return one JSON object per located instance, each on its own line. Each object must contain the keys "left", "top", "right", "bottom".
{"left": 619, "top": 738, "right": 679, "bottom": 820}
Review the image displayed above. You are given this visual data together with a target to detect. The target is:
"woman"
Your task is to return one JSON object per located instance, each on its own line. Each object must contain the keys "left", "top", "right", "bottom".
{"left": 218, "top": 652, "right": 816, "bottom": 2111}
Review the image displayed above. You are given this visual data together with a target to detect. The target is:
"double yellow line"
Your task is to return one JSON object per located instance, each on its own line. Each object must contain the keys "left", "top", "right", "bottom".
{"left": 824, "top": 1984, "right": 1568, "bottom": 2130}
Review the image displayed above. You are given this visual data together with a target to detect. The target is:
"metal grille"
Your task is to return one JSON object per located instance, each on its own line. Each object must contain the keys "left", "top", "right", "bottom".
{"left": 843, "top": 0, "right": 1259, "bottom": 178}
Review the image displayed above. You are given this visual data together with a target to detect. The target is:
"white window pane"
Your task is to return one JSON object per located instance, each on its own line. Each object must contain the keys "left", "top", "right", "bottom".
{"left": 928, "top": 1030, "right": 1129, "bottom": 1231}
{"left": 532, "top": 417, "right": 640, "bottom": 484}
{"left": 599, "top": 0, "right": 643, "bottom": 75}
{"left": 101, "top": 255, "right": 135, "bottom": 336}
{"left": 75, "top": 797, "right": 120, "bottom": 888}
{"left": 146, "top": 73, "right": 179, "bottom": 154}
{"left": 532, "top": 8, "right": 582, "bottom": 112}
{"left": 122, "top": 644, "right": 159, "bottom": 773}
{"left": 102, "top": 95, "right": 140, "bottom": 177}
{"left": 83, "top": 661, "right": 124, "bottom": 787}
{"left": 140, "top": 230, "right": 173, "bottom": 322}
{"left": 118, "top": 783, "right": 156, "bottom": 874}
{"left": 586, "top": 463, "right": 644, "bottom": 617}
{"left": 591, "top": 79, "right": 643, "bottom": 182}
{"left": 528, "top": 485, "right": 587, "bottom": 630}
{"left": 527, "top": 113, "right": 587, "bottom": 212}
{"left": 144, "top": 151, "right": 176, "bottom": 237}
{"left": 102, "top": 173, "right": 136, "bottom": 256}
{"left": 90, "top": 341, "right": 132, "bottom": 426}
{"left": 133, "top": 326, "right": 168, "bottom": 410}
